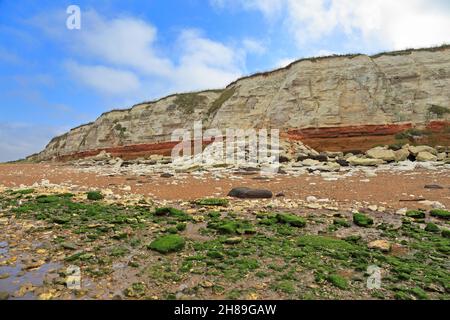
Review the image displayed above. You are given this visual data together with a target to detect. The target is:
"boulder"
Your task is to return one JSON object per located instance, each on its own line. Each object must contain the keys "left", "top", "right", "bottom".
{"left": 0, "top": 292, "right": 9, "bottom": 300}
{"left": 227, "top": 187, "right": 273, "bottom": 199}
{"left": 279, "top": 155, "right": 291, "bottom": 163}
{"left": 92, "top": 150, "right": 111, "bottom": 161}
{"left": 310, "top": 154, "right": 329, "bottom": 162}
{"left": 323, "top": 151, "right": 344, "bottom": 158}
{"left": 302, "top": 159, "right": 320, "bottom": 166}
{"left": 436, "top": 146, "right": 449, "bottom": 153}
{"left": 336, "top": 159, "right": 350, "bottom": 167}
{"left": 394, "top": 148, "right": 410, "bottom": 161}
{"left": 347, "top": 156, "right": 384, "bottom": 166}
{"left": 437, "top": 152, "right": 447, "bottom": 161}
{"left": 368, "top": 240, "right": 391, "bottom": 252}
{"left": 409, "top": 145, "right": 437, "bottom": 156}
{"left": 424, "top": 184, "right": 443, "bottom": 189}
{"left": 113, "top": 158, "right": 124, "bottom": 168}
{"left": 160, "top": 173, "right": 174, "bottom": 178}
{"left": 316, "top": 162, "right": 341, "bottom": 172}
{"left": 366, "top": 147, "right": 396, "bottom": 161}
{"left": 416, "top": 151, "right": 437, "bottom": 162}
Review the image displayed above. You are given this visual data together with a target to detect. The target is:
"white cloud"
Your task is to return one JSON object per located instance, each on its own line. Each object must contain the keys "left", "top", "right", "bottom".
{"left": 171, "top": 29, "right": 243, "bottom": 91}
{"left": 66, "top": 61, "right": 141, "bottom": 95}
{"left": 315, "top": 49, "right": 337, "bottom": 57}
{"left": 33, "top": 10, "right": 250, "bottom": 97}
{"left": 285, "top": 0, "right": 450, "bottom": 50}
{"left": 275, "top": 57, "right": 295, "bottom": 68}
{"left": 77, "top": 11, "right": 174, "bottom": 78}
{"left": 242, "top": 38, "right": 267, "bottom": 55}
{"left": 215, "top": 0, "right": 450, "bottom": 50}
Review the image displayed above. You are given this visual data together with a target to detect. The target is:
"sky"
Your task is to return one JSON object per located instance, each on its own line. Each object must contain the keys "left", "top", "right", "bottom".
{"left": 0, "top": 0, "right": 450, "bottom": 162}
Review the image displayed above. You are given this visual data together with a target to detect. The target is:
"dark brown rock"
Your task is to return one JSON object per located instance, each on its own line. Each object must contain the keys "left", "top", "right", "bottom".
{"left": 228, "top": 187, "right": 273, "bottom": 199}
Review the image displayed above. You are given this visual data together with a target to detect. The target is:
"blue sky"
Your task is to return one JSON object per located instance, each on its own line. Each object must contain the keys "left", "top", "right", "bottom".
{"left": 1, "top": 0, "right": 449, "bottom": 161}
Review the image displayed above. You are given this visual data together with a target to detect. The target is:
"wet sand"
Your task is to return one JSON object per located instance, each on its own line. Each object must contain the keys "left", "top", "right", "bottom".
{"left": 0, "top": 163, "right": 449, "bottom": 209}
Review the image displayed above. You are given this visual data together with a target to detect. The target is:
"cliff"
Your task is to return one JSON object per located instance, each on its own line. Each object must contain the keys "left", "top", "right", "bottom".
{"left": 33, "top": 45, "right": 450, "bottom": 161}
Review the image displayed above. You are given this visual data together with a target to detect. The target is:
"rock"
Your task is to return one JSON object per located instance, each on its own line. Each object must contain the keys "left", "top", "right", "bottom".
{"left": 306, "top": 196, "right": 318, "bottom": 203}
{"left": 425, "top": 283, "right": 445, "bottom": 293}
{"left": 394, "top": 148, "right": 410, "bottom": 161}
{"left": 406, "top": 210, "right": 425, "bottom": 219}
{"left": 227, "top": 187, "right": 273, "bottom": 199}
{"left": 409, "top": 145, "right": 437, "bottom": 156}
{"left": 343, "top": 153, "right": 354, "bottom": 159}
{"left": 436, "top": 152, "right": 447, "bottom": 161}
{"left": 87, "top": 191, "right": 104, "bottom": 201}
{"left": 310, "top": 154, "right": 328, "bottom": 162}
{"left": 368, "top": 240, "right": 391, "bottom": 252}
{"left": 276, "top": 213, "right": 306, "bottom": 227}
{"left": 317, "top": 162, "right": 341, "bottom": 172}
{"left": 396, "top": 208, "right": 408, "bottom": 215}
{"left": 160, "top": 173, "right": 174, "bottom": 178}
{"left": 436, "top": 146, "right": 449, "bottom": 153}
{"left": 61, "top": 242, "right": 78, "bottom": 250}
{"left": 430, "top": 209, "right": 450, "bottom": 219}
{"left": 425, "top": 223, "right": 440, "bottom": 233}
{"left": 368, "top": 205, "right": 378, "bottom": 211}
{"left": 366, "top": 147, "right": 396, "bottom": 161}
{"left": 363, "top": 170, "right": 377, "bottom": 178}
{"left": 416, "top": 151, "right": 437, "bottom": 162}
{"left": 424, "top": 184, "right": 443, "bottom": 189}
{"left": 148, "top": 235, "right": 185, "bottom": 253}
{"left": 113, "top": 158, "right": 124, "bottom": 168}
{"left": 418, "top": 200, "right": 445, "bottom": 209}
{"left": 0, "top": 292, "right": 9, "bottom": 300}
{"left": 92, "top": 150, "right": 111, "bottom": 161}
{"left": 201, "top": 281, "right": 214, "bottom": 288}
{"left": 279, "top": 155, "right": 291, "bottom": 163}
{"left": 336, "top": 159, "right": 349, "bottom": 167}
{"left": 122, "top": 185, "right": 132, "bottom": 192}
{"left": 353, "top": 212, "right": 374, "bottom": 227}
{"left": 224, "top": 237, "right": 243, "bottom": 244}
{"left": 301, "top": 159, "right": 320, "bottom": 166}
{"left": 323, "top": 151, "right": 344, "bottom": 158}
{"left": 347, "top": 156, "right": 384, "bottom": 166}
{"left": 305, "top": 203, "right": 322, "bottom": 209}
{"left": 275, "top": 192, "right": 285, "bottom": 197}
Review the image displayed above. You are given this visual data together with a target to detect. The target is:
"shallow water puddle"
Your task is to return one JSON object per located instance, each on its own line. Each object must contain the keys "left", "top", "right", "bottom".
{"left": 0, "top": 241, "right": 61, "bottom": 300}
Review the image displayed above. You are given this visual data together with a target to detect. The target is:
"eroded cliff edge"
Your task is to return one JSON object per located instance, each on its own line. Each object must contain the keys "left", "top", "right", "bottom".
{"left": 32, "top": 45, "right": 450, "bottom": 161}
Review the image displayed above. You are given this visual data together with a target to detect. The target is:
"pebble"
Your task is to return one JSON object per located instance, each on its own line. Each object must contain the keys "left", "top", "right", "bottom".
{"left": 368, "top": 240, "right": 391, "bottom": 252}
{"left": 0, "top": 292, "right": 9, "bottom": 300}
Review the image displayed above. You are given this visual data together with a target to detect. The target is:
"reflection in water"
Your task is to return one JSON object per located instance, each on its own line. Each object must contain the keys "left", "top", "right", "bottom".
{"left": 0, "top": 241, "right": 60, "bottom": 300}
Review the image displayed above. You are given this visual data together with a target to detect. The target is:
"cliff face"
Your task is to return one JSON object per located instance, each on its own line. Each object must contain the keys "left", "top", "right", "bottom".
{"left": 34, "top": 46, "right": 450, "bottom": 161}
